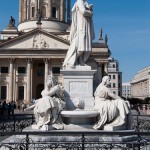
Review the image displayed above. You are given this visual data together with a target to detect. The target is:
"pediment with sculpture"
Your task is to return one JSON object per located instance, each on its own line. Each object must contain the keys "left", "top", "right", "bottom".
{"left": 0, "top": 29, "right": 69, "bottom": 50}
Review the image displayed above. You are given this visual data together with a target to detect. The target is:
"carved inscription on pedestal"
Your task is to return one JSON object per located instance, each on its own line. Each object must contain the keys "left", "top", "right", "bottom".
{"left": 69, "top": 81, "right": 88, "bottom": 93}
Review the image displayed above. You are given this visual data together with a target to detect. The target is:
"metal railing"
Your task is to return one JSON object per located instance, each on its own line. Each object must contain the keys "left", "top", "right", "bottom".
{"left": 0, "top": 110, "right": 150, "bottom": 149}
{"left": 0, "top": 114, "right": 34, "bottom": 132}
{"left": 0, "top": 131, "right": 150, "bottom": 150}
{"left": 1, "top": 112, "right": 150, "bottom": 132}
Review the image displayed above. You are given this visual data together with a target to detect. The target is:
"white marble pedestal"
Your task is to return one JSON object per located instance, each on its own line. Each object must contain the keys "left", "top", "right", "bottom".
{"left": 61, "top": 66, "right": 96, "bottom": 110}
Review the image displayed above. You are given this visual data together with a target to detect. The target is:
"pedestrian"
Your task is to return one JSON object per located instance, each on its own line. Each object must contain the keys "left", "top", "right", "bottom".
{"left": 0, "top": 102, "right": 2, "bottom": 115}
{"left": 10, "top": 101, "right": 15, "bottom": 115}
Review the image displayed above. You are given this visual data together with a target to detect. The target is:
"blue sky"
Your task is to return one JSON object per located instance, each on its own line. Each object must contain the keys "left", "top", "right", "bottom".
{"left": 0, "top": 0, "right": 150, "bottom": 82}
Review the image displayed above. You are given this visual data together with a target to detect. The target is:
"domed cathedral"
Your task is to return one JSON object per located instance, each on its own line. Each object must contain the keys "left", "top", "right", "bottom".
{"left": 18, "top": 0, "right": 71, "bottom": 32}
{"left": 0, "top": 0, "right": 110, "bottom": 105}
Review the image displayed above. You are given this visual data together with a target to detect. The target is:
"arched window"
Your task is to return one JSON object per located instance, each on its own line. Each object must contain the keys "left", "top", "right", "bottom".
{"left": 41, "top": 6, "right": 46, "bottom": 18}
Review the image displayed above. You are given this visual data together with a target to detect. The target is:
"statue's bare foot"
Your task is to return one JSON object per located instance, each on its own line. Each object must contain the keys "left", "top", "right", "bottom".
{"left": 67, "top": 63, "right": 75, "bottom": 68}
{"left": 63, "top": 63, "right": 75, "bottom": 68}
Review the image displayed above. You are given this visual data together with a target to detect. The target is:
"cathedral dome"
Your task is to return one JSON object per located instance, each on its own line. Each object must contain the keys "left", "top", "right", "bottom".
{"left": 18, "top": 0, "right": 71, "bottom": 32}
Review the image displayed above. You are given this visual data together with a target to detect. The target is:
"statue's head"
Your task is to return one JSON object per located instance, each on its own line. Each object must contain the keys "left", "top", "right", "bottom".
{"left": 102, "top": 76, "right": 111, "bottom": 87}
{"left": 46, "top": 80, "right": 52, "bottom": 88}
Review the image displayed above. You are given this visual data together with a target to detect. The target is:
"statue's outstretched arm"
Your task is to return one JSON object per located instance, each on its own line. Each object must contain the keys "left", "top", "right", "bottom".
{"left": 47, "top": 85, "right": 60, "bottom": 96}
{"left": 25, "top": 104, "right": 35, "bottom": 111}
{"left": 107, "top": 89, "right": 121, "bottom": 100}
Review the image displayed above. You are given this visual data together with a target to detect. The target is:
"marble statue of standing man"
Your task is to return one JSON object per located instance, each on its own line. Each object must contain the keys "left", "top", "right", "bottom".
{"left": 63, "top": 0, "right": 95, "bottom": 68}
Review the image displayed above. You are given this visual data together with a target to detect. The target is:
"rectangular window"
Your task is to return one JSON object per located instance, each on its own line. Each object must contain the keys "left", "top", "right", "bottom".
{"left": 18, "top": 67, "right": 26, "bottom": 74}
{"left": 113, "top": 75, "right": 115, "bottom": 79}
{"left": 118, "top": 74, "right": 120, "bottom": 80}
{"left": 32, "top": 7, "right": 35, "bottom": 17}
{"left": 109, "top": 75, "right": 111, "bottom": 79}
{"left": 1, "top": 86, "right": 7, "bottom": 99}
{"left": 113, "top": 83, "right": 116, "bottom": 88}
{"left": 109, "top": 84, "right": 111, "bottom": 88}
{"left": 52, "top": 67, "right": 60, "bottom": 74}
{"left": 18, "top": 86, "right": 24, "bottom": 100}
{"left": 52, "top": 7, "right": 56, "bottom": 18}
{"left": 1, "top": 67, "right": 8, "bottom": 73}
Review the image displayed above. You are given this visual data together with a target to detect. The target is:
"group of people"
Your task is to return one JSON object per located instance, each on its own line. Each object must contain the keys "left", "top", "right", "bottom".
{"left": 0, "top": 101, "right": 16, "bottom": 115}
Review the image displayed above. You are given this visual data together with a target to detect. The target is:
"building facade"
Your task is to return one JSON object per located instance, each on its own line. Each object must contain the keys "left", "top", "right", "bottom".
{"left": 0, "top": 0, "right": 111, "bottom": 105}
{"left": 122, "top": 82, "right": 132, "bottom": 99}
{"left": 131, "top": 66, "right": 150, "bottom": 99}
{"left": 108, "top": 58, "right": 122, "bottom": 96}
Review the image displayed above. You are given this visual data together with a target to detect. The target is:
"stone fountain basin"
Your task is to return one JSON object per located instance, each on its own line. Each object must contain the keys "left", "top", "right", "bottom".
{"left": 61, "top": 110, "right": 99, "bottom": 125}
{"left": 61, "top": 110, "right": 99, "bottom": 117}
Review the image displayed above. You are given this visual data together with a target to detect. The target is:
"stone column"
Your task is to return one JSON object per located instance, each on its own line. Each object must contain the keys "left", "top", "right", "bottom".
{"left": 60, "top": 0, "right": 66, "bottom": 22}
{"left": 8, "top": 58, "right": 15, "bottom": 102}
{"left": 48, "top": 0, "right": 52, "bottom": 19}
{"left": 67, "top": 0, "right": 71, "bottom": 23}
{"left": 63, "top": 0, "right": 66, "bottom": 22}
{"left": 24, "top": 0, "right": 27, "bottom": 21}
{"left": 97, "top": 62, "right": 103, "bottom": 83}
{"left": 13, "top": 64, "right": 17, "bottom": 103}
{"left": 19, "top": 0, "right": 22, "bottom": 22}
{"left": 35, "top": 0, "right": 38, "bottom": 19}
{"left": 28, "top": 0, "right": 31, "bottom": 20}
{"left": 44, "top": 58, "right": 50, "bottom": 88}
{"left": 38, "top": 0, "right": 40, "bottom": 10}
{"left": 57, "top": 5, "right": 60, "bottom": 20}
{"left": 104, "top": 62, "right": 108, "bottom": 76}
{"left": 26, "top": 58, "right": 32, "bottom": 104}
{"left": 60, "top": 0, "right": 64, "bottom": 21}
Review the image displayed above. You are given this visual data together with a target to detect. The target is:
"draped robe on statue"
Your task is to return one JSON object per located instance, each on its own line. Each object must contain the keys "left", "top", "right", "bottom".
{"left": 63, "top": 0, "right": 95, "bottom": 67}
{"left": 93, "top": 78, "right": 132, "bottom": 130}
{"left": 27, "top": 76, "right": 66, "bottom": 130}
